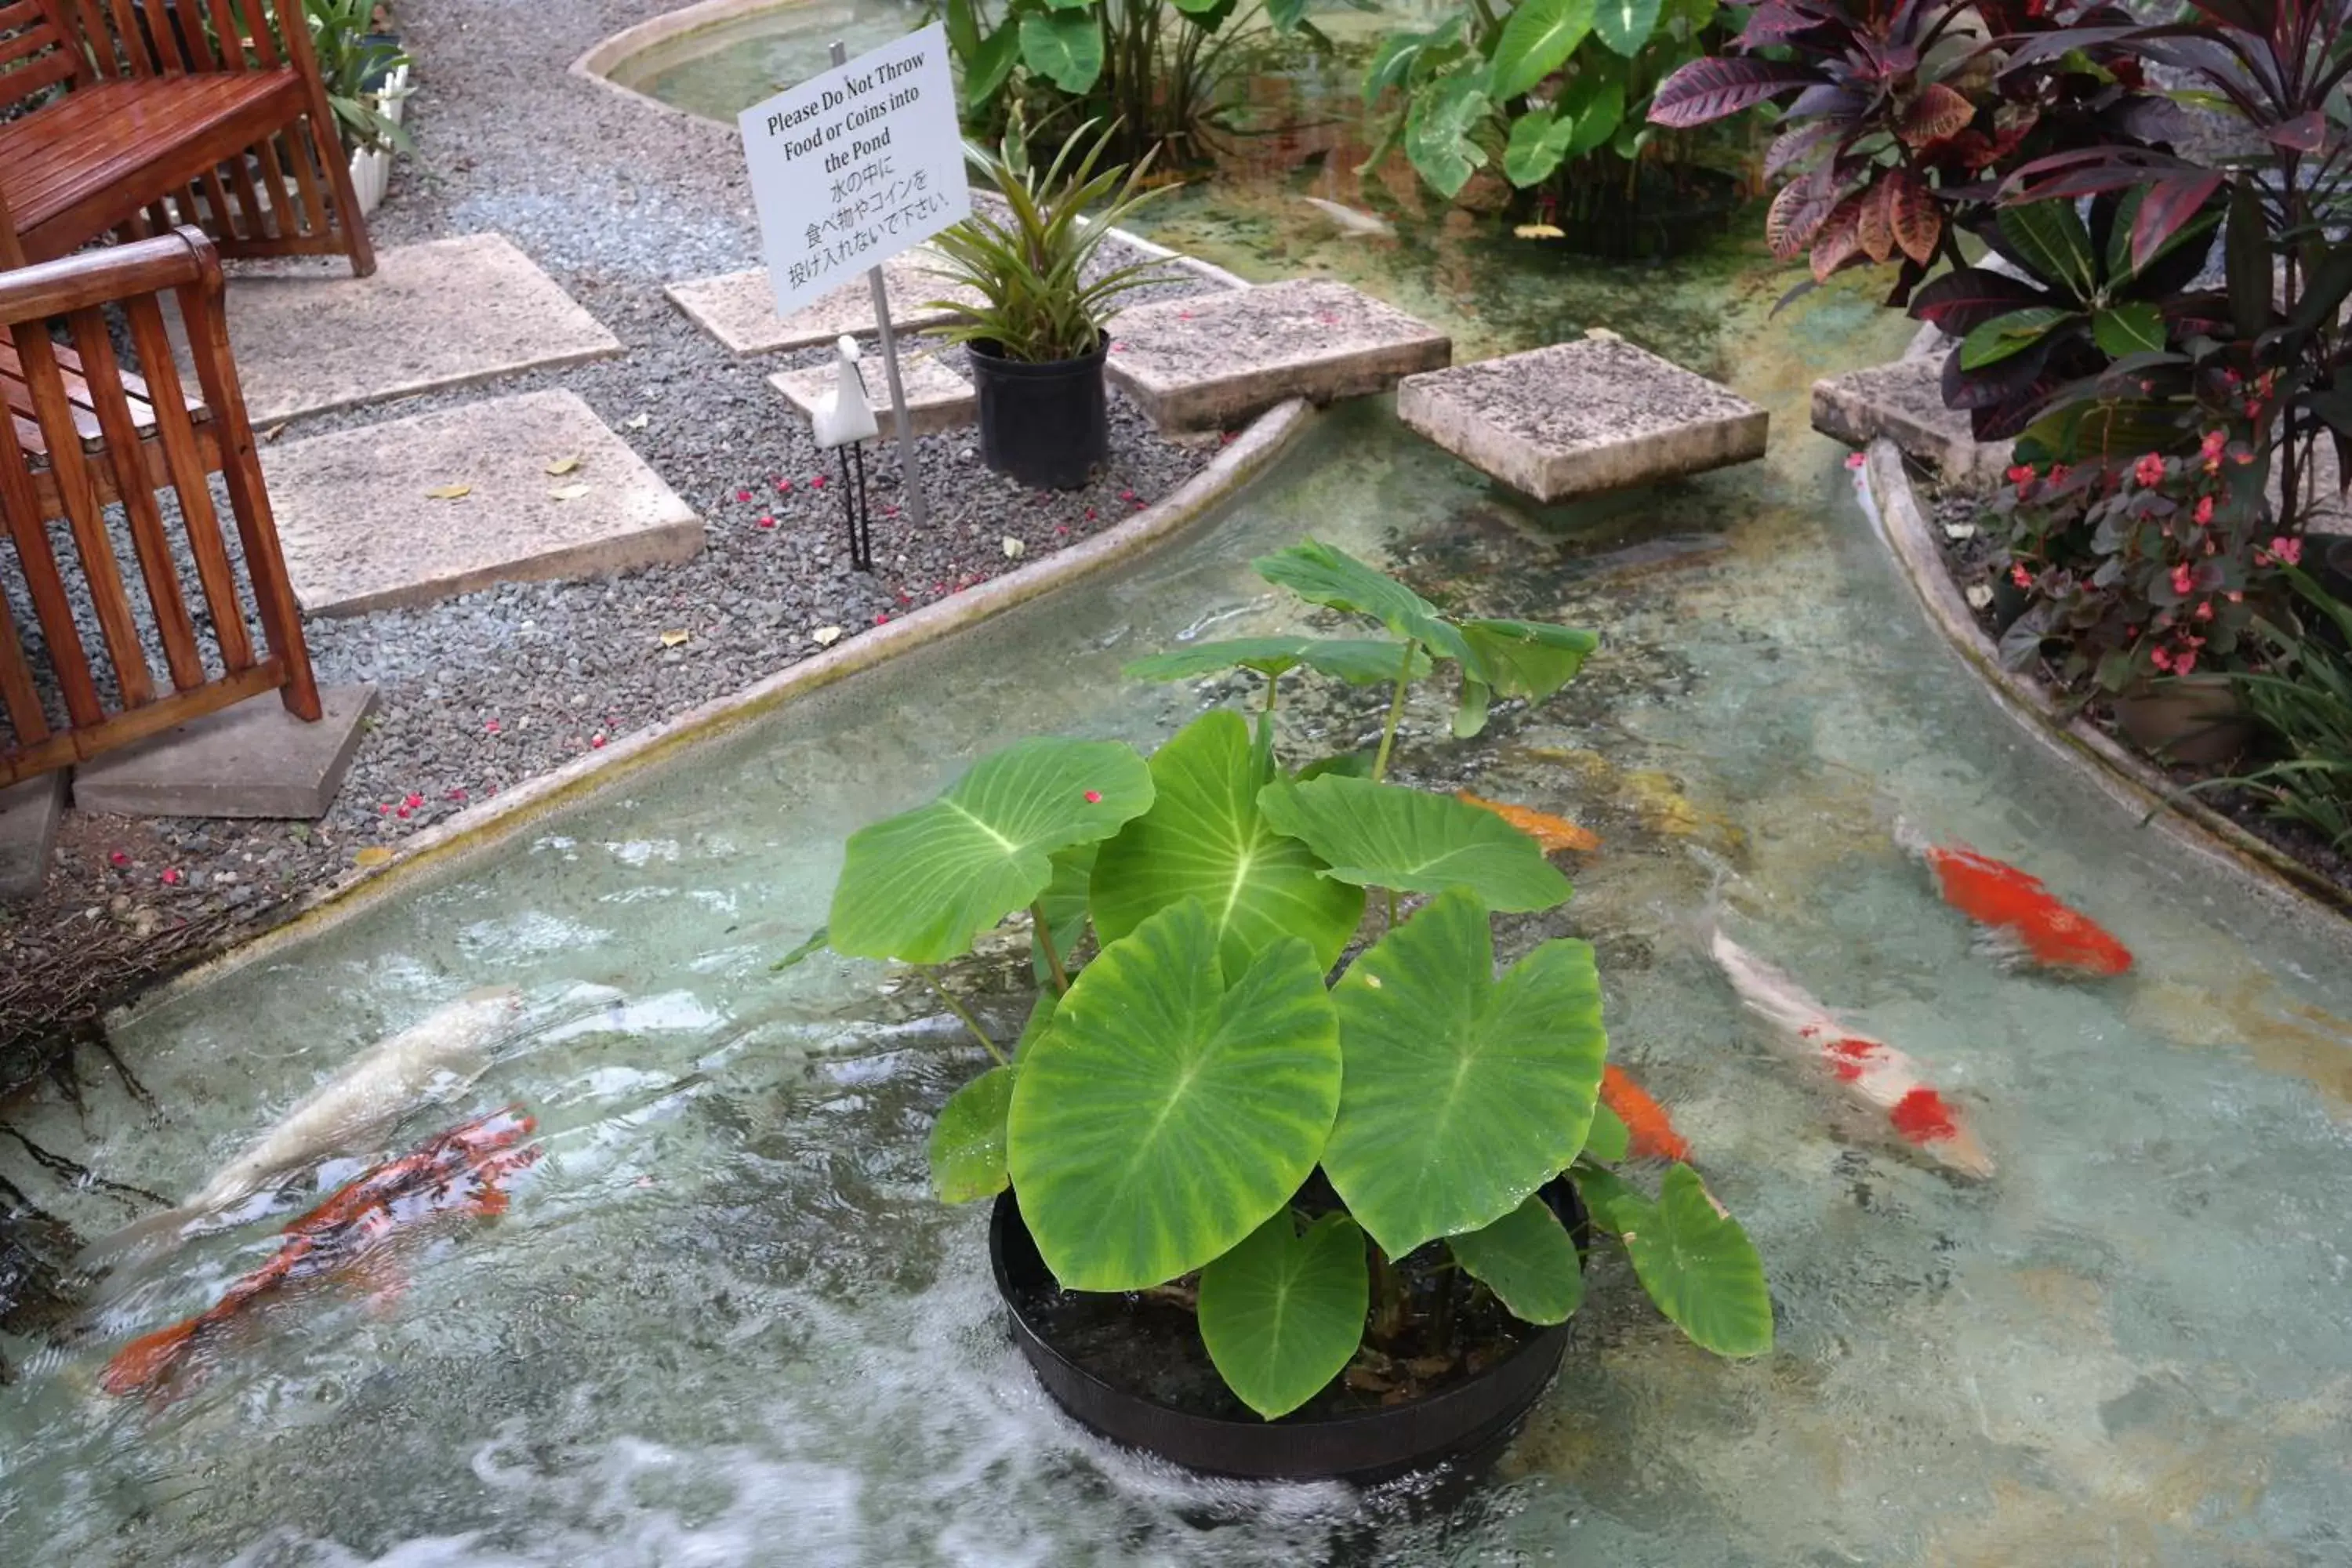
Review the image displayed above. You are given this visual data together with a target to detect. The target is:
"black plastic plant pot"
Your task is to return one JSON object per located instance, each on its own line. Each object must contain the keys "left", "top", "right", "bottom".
{"left": 989, "top": 1178, "right": 1588, "bottom": 1486}
{"left": 360, "top": 34, "right": 402, "bottom": 93}
{"left": 967, "top": 336, "right": 1109, "bottom": 492}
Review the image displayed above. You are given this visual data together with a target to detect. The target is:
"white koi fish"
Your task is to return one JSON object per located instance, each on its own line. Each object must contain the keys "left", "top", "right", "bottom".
{"left": 81, "top": 987, "right": 524, "bottom": 1267}
{"left": 1708, "top": 928, "right": 1994, "bottom": 1179}
{"left": 1298, "top": 196, "right": 1396, "bottom": 238}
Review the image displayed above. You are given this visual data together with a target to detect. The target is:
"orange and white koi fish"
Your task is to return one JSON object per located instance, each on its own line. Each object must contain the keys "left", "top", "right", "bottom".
{"left": 1708, "top": 929, "right": 1994, "bottom": 1178}
{"left": 1456, "top": 793, "right": 1600, "bottom": 854}
{"left": 100, "top": 1109, "right": 540, "bottom": 1398}
{"left": 1598, "top": 1065, "right": 1690, "bottom": 1160}
{"left": 1896, "top": 824, "right": 2131, "bottom": 977}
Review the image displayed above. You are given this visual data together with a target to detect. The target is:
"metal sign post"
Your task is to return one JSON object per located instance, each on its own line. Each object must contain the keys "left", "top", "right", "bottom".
{"left": 831, "top": 38, "right": 928, "bottom": 533}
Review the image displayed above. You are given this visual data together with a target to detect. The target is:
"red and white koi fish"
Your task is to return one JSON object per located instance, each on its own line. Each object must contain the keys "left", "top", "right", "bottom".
{"left": 100, "top": 1109, "right": 540, "bottom": 1398}
{"left": 1896, "top": 824, "right": 2132, "bottom": 978}
{"left": 1708, "top": 929, "right": 1994, "bottom": 1179}
{"left": 1599, "top": 1065, "right": 1690, "bottom": 1161}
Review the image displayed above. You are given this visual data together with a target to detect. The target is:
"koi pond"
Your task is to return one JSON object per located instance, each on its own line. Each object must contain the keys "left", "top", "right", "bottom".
{"left": 3, "top": 10, "right": 2350, "bottom": 1565}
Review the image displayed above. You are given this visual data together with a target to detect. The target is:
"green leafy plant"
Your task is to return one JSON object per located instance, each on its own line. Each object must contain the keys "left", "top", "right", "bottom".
{"left": 305, "top": 0, "right": 412, "bottom": 155}
{"left": 2193, "top": 567, "right": 2352, "bottom": 850}
{"left": 924, "top": 114, "right": 1174, "bottom": 365}
{"left": 944, "top": 0, "right": 1314, "bottom": 168}
{"left": 793, "top": 541, "right": 1771, "bottom": 1421}
{"left": 1370, "top": 0, "right": 1748, "bottom": 245}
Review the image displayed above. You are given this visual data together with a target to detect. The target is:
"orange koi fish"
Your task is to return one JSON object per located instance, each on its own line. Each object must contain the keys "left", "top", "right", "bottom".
{"left": 1598, "top": 1065, "right": 1690, "bottom": 1161}
{"left": 1456, "top": 793, "right": 1600, "bottom": 853}
{"left": 101, "top": 1109, "right": 539, "bottom": 1397}
{"left": 1709, "top": 930, "right": 1994, "bottom": 1178}
{"left": 1897, "top": 824, "right": 2131, "bottom": 977}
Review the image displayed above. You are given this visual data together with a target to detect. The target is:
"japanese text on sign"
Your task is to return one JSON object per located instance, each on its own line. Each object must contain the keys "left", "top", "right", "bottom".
{"left": 737, "top": 24, "right": 972, "bottom": 318}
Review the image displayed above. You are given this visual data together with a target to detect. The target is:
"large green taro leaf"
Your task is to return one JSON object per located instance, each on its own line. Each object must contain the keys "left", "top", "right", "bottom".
{"left": 829, "top": 738, "right": 1152, "bottom": 964}
{"left": 1091, "top": 712, "right": 1363, "bottom": 978}
{"left": 1323, "top": 888, "right": 1607, "bottom": 1258}
{"left": 1006, "top": 899, "right": 1341, "bottom": 1292}
{"left": 1459, "top": 619, "right": 1598, "bottom": 700}
{"left": 1252, "top": 540, "right": 1479, "bottom": 671}
{"left": 1256, "top": 776, "right": 1571, "bottom": 913}
{"left": 1619, "top": 1164, "right": 1774, "bottom": 1356}
{"left": 928, "top": 1065, "right": 1014, "bottom": 1203}
{"left": 1123, "top": 637, "right": 1431, "bottom": 688}
{"left": 1197, "top": 1210, "right": 1369, "bottom": 1419}
{"left": 1448, "top": 1194, "right": 1584, "bottom": 1324}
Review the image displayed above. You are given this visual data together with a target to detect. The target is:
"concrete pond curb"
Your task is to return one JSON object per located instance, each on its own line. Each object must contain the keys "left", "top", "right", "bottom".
{"left": 1861, "top": 436, "right": 2352, "bottom": 923}
{"left": 111, "top": 397, "right": 1320, "bottom": 1026}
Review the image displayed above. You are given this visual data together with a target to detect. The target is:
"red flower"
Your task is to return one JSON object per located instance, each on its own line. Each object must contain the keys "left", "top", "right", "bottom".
{"left": 757, "top": 515, "right": 776, "bottom": 530}
{"left": 2274, "top": 535, "right": 2303, "bottom": 567}
{"left": 2132, "top": 453, "right": 2167, "bottom": 488}
{"left": 2194, "top": 601, "right": 2214, "bottom": 622}
{"left": 404, "top": 793, "right": 423, "bottom": 810}
{"left": 448, "top": 788, "right": 469, "bottom": 801}
{"left": 2194, "top": 495, "right": 2214, "bottom": 526}
{"left": 2151, "top": 646, "right": 2175, "bottom": 673}
{"left": 485, "top": 719, "right": 502, "bottom": 734}
{"left": 2005, "top": 463, "right": 2034, "bottom": 485}
{"left": 2010, "top": 564, "right": 2032, "bottom": 588}
{"left": 873, "top": 612, "right": 889, "bottom": 625}
{"left": 812, "top": 474, "right": 827, "bottom": 489}
{"left": 777, "top": 479, "right": 793, "bottom": 492}
{"left": 160, "top": 867, "right": 182, "bottom": 886}
{"left": 735, "top": 489, "right": 753, "bottom": 502}
{"left": 2174, "top": 649, "right": 2198, "bottom": 676}
{"left": 1845, "top": 451, "right": 1867, "bottom": 471}
{"left": 2171, "top": 563, "right": 2194, "bottom": 595}
{"left": 591, "top": 734, "right": 607, "bottom": 750}
{"left": 108, "top": 850, "right": 129, "bottom": 868}
{"left": 2200, "top": 430, "right": 2227, "bottom": 461}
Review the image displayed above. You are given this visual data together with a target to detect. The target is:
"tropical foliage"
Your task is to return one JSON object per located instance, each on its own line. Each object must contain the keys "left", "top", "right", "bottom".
{"left": 2203, "top": 568, "right": 2352, "bottom": 851}
{"left": 924, "top": 115, "right": 1174, "bottom": 364}
{"left": 797, "top": 543, "right": 1771, "bottom": 1421}
{"left": 1370, "top": 0, "right": 1752, "bottom": 240}
{"left": 942, "top": 0, "right": 1314, "bottom": 166}
{"left": 305, "top": 0, "right": 412, "bottom": 154}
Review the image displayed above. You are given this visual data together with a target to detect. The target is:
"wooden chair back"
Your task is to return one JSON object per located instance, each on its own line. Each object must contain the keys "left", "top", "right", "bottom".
{"left": 0, "top": 0, "right": 83, "bottom": 111}
{"left": 0, "top": 225, "right": 319, "bottom": 787}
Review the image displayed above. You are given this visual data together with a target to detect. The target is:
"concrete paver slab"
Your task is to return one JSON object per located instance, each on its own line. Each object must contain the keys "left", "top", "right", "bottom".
{"left": 223, "top": 233, "right": 623, "bottom": 423}
{"left": 666, "top": 250, "right": 979, "bottom": 357}
{"left": 1397, "top": 335, "right": 1767, "bottom": 501}
{"left": 0, "top": 770, "right": 64, "bottom": 900}
{"left": 72, "top": 686, "right": 378, "bottom": 819}
{"left": 768, "top": 352, "right": 975, "bottom": 439}
{"left": 267, "top": 390, "right": 704, "bottom": 617}
{"left": 1105, "top": 279, "right": 1451, "bottom": 431}
{"left": 1813, "top": 357, "right": 2009, "bottom": 489}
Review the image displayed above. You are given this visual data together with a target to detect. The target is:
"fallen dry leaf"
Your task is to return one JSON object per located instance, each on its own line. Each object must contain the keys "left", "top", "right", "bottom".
{"left": 1002, "top": 536, "right": 1025, "bottom": 559}
{"left": 1457, "top": 792, "right": 1600, "bottom": 854}
{"left": 548, "top": 483, "right": 592, "bottom": 502}
{"left": 623, "top": 412, "right": 650, "bottom": 430}
{"left": 659, "top": 630, "right": 689, "bottom": 648}
{"left": 1514, "top": 222, "right": 1564, "bottom": 240}
{"left": 260, "top": 421, "right": 289, "bottom": 443}
{"left": 354, "top": 846, "right": 394, "bottom": 869}
{"left": 545, "top": 455, "right": 583, "bottom": 477}
{"left": 424, "top": 483, "right": 473, "bottom": 501}
{"left": 1965, "top": 583, "right": 1994, "bottom": 609}
{"left": 811, "top": 625, "right": 843, "bottom": 646}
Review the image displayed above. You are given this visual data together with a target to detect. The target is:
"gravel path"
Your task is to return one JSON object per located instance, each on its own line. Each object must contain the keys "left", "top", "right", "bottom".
{"left": 0, "top": 0, "right": 1229, "bottom": 1079}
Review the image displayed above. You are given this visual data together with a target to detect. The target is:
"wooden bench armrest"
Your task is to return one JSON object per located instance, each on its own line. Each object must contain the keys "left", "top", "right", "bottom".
{"left": 0, "top": 228, "right": 220, "bottom": 330}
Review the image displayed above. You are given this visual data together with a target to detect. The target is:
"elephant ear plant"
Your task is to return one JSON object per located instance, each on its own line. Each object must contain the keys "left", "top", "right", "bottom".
{"left": 794, "top": 542, "right": 1772, "bottom": 1420}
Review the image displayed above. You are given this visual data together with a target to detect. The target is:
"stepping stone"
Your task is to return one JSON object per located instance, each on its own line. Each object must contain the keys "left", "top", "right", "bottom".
{"left": 73, "top": 686, "right": 378, "bottom": 819}
{"left": 768, "top": 352, "right": 975, "bottom": 439}
{"left": 0, "top": 770, "right": 64, "bottom": 901}
{"left": 267, "top": 389, "right": 703, "bottom": 617}
{"left": 1813, "top": 357, "right": 2011, "bottom": 489}
{"left": 221, "top": 234, "right": 623, "bottom": 423}
{"left": 666, "top": 250, "right": 980, "bottom": 357}
{"left": 1397, "top": 336, "right": 1767, "bottom": 502}
{"left": 1105, "top": 279, "right": 1450, "bottom": 432}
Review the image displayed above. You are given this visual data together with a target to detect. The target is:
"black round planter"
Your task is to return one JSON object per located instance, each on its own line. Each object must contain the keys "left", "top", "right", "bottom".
{"left": 989, "top": 1178, "right": 1588, "bottom": 1485}
{"left": 968, "top": 337, "right": 1109, "bottom": 492}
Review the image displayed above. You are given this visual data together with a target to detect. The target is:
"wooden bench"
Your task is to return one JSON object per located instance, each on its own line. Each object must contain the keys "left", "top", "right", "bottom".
{"left": 0, "top": 226, "right": 320, "bottom": 786}
{"left": 0, "top": 0, "right": 372, "bottom": 276}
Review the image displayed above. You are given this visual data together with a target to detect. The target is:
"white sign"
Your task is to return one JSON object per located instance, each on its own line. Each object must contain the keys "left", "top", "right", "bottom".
{"left": 738, "top": 24, "right": 972, "bottom": 319}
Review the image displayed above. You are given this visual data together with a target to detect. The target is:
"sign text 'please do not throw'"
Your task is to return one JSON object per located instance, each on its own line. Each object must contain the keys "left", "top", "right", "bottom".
{"left": 738, "top": 24, "right": 972, "bottom": 319}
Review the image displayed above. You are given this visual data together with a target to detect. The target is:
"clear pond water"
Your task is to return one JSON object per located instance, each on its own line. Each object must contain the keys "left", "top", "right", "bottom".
{"left": 5, "top": 9, "right": 2352, "bottom": 1565}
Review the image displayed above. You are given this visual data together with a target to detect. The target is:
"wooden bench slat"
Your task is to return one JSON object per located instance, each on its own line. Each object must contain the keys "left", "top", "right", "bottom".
{"left": 124, "top": 289, "right": 252, "bottom": 671}
{"left": 0, "top": 566, "right": 53, "bottom": 746}
{"left": 0, "top": 73, "right": 301, "bottom": 230}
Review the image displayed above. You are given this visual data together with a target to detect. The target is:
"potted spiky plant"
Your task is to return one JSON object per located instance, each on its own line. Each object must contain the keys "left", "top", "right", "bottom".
{"left": 786, "top": 541, "right": 1773, "bottom": 1481}
{"left": 924, "top": 113, "right": 1173, "bottom": 490}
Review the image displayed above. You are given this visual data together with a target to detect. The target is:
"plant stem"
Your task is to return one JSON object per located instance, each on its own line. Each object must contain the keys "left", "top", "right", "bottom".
{"left": 1029, "top": 900, "right": 1072, "bottom": 996}
{"left": 1371, "top": 639, "right": 1416, "bottom": 783}
{"left": 1262, "top": 673, "right": 1279, "bottom": 715}
{"left": 919, "top": 967, "right": 1007, "bottom": 1066}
